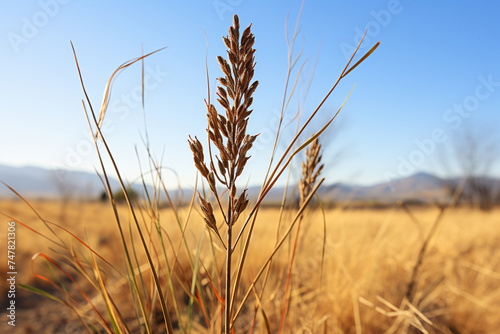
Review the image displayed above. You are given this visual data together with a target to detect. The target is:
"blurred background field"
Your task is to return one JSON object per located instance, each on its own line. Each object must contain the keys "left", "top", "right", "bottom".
{"left": 1, "top": 199, "right": 499, "bottom": 333}
{"left": 1, "top": 1, "right": 500, "bottom": 333}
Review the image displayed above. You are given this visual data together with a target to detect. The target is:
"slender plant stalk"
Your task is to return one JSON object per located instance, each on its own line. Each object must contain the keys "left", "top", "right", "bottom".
{"left": 72, "top": 43, "right": 174, "bottom": 333}
{"left": 405, "top": 206, "right": 446, "bottom": 302}
{"left": 189, "top": 14, "right": 258, "bottom": 333}
{"left": 225, "top": 205, "right": 233, "bottom": 333}
{"left": 232, "top": 179, "right": 325, "bottom": 323}
{"left": 279, "top": 138, "right": 323, "bottom": 333}
{"left": 405, "top": 178, "right": 466, "bottom": 303}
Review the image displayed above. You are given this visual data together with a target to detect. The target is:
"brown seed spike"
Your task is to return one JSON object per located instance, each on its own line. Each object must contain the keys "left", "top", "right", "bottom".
{"left": 299, "top": 138, "right": 324, "bottom": 205}
{"left": 219, "top": 121, "right": 228, "bottom": 138}
{"left": 226, "top": 86, "right": 234, "bottom": 100}
{"left": 229, "top": 26, "right": 237, "bottom": 44}
{"left": 223, "top": 36, "right": 231, "bottom": 49}
{"left": 218, "top": 77, "right": 228, "bottom": 87}
{"left": 233, "top": 14, "right": 239, "bottom": 31}
{"left": 248, "top": 81, "right": 259, "bottom": 97}
{"left": 231, "top": 39, "right": 238, "bottom": 55}
{"left": 242, "top": 35, "right": 254, "bottom": 53}
{"left": 208, "top": 130, "right": 216, "bottom": 144}
{"left": 208, "top": 172, "right": 217, "bottom": 194}
{"left": 228, "top": 51, "right": 237, "bottom": 66}
{"left": 217, "top": 96, "right": 230, "bottom": 112}
{"left": 217, "top": 86, "right": 228, "bottom": 100}
{"left": 217, "top": 56, "right": 232, "bottom": 78}
{"left": 245, "top": 97, "right": 253, "bottom": 109}
{"left": 235, "top": 189, "right": 246, "bottom": 211}
{"left": 241, "top": 24, "right": 252, "bottom": 43}
{"left": 217, "top": 156, "right": 226, "bottom": 176}
{"left": 198, "top": 193, "right": 218, "bottom": 233}
{"left": 238, "top": 190, "right": 249, "bottom": 214}
{"left": 226, "top": 76, "right": 235, "bottom": 91}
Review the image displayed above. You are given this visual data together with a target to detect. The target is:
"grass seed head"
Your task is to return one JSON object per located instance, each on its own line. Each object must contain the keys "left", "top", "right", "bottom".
{"left": 189, "top": 14, "right": 258, "bottom": 229}
{"left": 300, "top": 138, "right": 324, "bottom": 205}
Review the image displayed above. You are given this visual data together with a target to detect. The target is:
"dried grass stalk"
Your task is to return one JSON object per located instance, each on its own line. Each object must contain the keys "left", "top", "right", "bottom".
{"left": 188, "top": 14, "right": 258, "bottom": 333}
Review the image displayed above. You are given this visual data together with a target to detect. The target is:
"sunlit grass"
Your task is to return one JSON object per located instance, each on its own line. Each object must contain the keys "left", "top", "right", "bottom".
{"left": 1, "top": 200, "right": 499, "bottom": 332}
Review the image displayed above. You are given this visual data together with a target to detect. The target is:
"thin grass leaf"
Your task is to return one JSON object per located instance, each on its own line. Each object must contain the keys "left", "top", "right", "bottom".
{"left": 18, "top": 284, "right": 65, "bottom": 304}
{"left": 313, "top": 191, "right": 327, "bottom": 289}
{"left": 294, "top": 85, "right": 354, "bottom": 155}
{"left": 85, "top": 116, "right": 156, "bottom": 334}
{"left": 20, "top": 284, "right": 95, "bottom": 333}
{"left": 76, "top": 54, "right": 175, "bottom": 333}
{"left": 94, "top": 47, "right": 165, "bottom": 138}
{"left": 232, "top": 179, "right": 324, "bottom": 322}
{"left": 6, "top": 213, "right": 122, "bottom": 277}
{"left": 90, "top": 253, "right": 122, "bottom": 334}
{"left": 31, "top": 253, "right": 113, "bottom": 333}
{"left": 154, "top": 215, "right": 185, "bottom": 333}
{"left": 196, "top": 288, "right": 210, "bottom": 328}
{"left": 1, "top": 182, "right": 65, "bottom": 247}
{"left": 259, "top": 306, "right": 272, "bottom": 334}
{"left": 128, "top": 221, "right": 149, "bottom": 309}
{"left": 249, "top": 277, "right": 272, "bottom": 334}
{"left": 188, "top": 228, "right": 206, "bottom": 331}
{"left": 82, "top": 101, "right": 153, "bottom": 334}
{"left": 204, "top": 263, "right": 225, "bottom": 304}
{"left": 342, "top": 41, "right": 380, "bottom": 78}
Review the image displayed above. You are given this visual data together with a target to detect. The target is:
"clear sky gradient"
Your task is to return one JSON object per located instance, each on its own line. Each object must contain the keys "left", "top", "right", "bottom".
{"left": 1, "top": 0, "right": 499, "bottom": 190}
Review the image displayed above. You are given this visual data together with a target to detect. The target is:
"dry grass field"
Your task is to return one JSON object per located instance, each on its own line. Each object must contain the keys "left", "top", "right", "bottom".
{"left": 2, "top": 12, "right": 498, "bottom": 334}
{"left": 1, "top": 199, "right": 499, "bottom": 333}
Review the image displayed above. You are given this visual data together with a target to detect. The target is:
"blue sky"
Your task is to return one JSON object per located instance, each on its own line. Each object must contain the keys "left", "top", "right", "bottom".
{"left": 1, "top": 0, "right": 499, "bottom": 190}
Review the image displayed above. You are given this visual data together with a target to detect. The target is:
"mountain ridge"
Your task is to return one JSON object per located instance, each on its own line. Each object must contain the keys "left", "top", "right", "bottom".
{"left": 0, "top": 164, "right": 497, "bottom": 203}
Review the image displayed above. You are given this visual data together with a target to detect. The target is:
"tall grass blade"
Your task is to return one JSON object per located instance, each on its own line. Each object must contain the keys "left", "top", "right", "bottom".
{"left": 72, "top": 45, "right": 174, "bottom": 333}
{"left": 232, "top": 179, "right": 324, "bottom": 323}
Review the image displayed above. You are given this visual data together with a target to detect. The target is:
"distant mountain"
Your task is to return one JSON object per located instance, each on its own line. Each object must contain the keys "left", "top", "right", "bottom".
{"left": 318, "top": 172, "right": 448, "bottom": 203}
{"left": 0, "top": 164, "right": 120, "bottom": 199}
{"left": 0, "top": 164, "right": 498, "bottom": 204}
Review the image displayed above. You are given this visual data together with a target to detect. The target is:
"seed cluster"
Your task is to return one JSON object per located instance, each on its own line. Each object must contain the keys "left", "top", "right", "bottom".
{"left": 189, "top": 14, "right": 258, "bottom": 236}
{"left": 299, "top": 138, "right": 323, "bottom": 206}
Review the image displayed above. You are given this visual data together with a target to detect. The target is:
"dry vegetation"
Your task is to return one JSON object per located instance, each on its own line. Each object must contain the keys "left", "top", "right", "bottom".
{"left": 1, "top": 200, "right": 500, "bottom": 333}
{"left": 2, "top": 9, "right": 499, "bottom": 334}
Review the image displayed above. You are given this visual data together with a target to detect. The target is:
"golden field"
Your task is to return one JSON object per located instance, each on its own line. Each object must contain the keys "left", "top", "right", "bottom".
{"left": 1, "top": 199, "right": 499, "bottom": 333}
